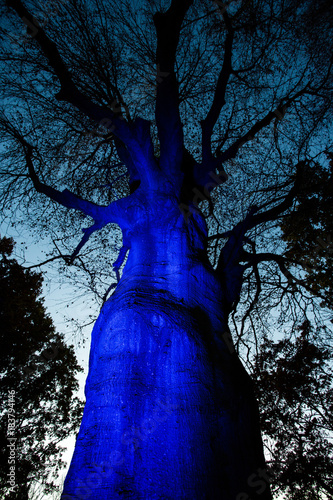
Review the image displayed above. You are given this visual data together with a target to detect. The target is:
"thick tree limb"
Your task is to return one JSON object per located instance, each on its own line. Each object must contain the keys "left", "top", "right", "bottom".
{"left": 215, "top": 162, "right": 302, "bottom": 303}
{"left": 216, "top": 207, "right": 258, "bottom": 312}
{"left": 112, "top": 242, "right": 130, "bottom": 282}
{"left": 24, "top": 145, "right": 106, "bottom": 222}
{"left": 239, "top": 264, "right": 262, "bottom": 341}
{"left": 1, "top": 115, "right": 113, "bottom": 225}
{"left": 69, "top": 222, "right": 105, "bottom": 263}
{"left": 114, "top": 139, "right": 140, "bottom": 186}
{"left": 211, "top": 162, "right": 302, "bottom": 239}
{"left": 154, "top": 0, "right": 193, "bottom": 181}
{"left": 18, "top": 139, "right": 132, "bottom": 259}
{"left": 208, "top": 230, "right": 233, "bottom": 241}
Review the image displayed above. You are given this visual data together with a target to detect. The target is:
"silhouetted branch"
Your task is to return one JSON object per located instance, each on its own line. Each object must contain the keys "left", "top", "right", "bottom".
{"left": 218, "top": 87, "right": 311, "bottom": 162}
{"left": 247, "top": 162, "right": 304, "bottom": 230}
{"left": 201, "top": 9, "right": 234, "bottom": 162}
{"left": 24, "top": 254, "right": 72, "bottom": 269}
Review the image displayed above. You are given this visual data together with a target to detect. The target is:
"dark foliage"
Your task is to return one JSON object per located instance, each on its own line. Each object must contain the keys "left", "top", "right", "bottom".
{"left": 253, "top": 320, "right": 333, "bottom": 499}
{"left": 0, "top": 236, "right": 83, "bottom": 499}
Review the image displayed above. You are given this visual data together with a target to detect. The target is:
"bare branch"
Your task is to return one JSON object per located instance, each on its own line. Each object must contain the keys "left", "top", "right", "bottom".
{"left": 201, "top": 9, "right": 234, "bottom": 162}
{"left": 24, "top": 254, "right": 71, "bottom": 269}
{"left": 10, "top": 134, "right": 132, "bottom": 258}
{"left": 218, "top": 86, "right": 310, "bottom": 162}
{"left": 243, "top": 251, "right": 293, "bottom": 277}
{"left": 247, "top": 162, "right": 304, "bottom": 230}
{"left": 242, "top": 251, "right": 332, "bottom": 307}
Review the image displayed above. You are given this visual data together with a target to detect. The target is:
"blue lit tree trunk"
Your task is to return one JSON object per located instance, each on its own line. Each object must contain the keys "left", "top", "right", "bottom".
{"left": 61, "top": 191, "right": 270, "bottom": 500}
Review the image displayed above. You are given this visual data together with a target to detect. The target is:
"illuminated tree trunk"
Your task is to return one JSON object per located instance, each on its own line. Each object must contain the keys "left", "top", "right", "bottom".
{"left": 61, "top": 198, "right": 271, "bottom": 500}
